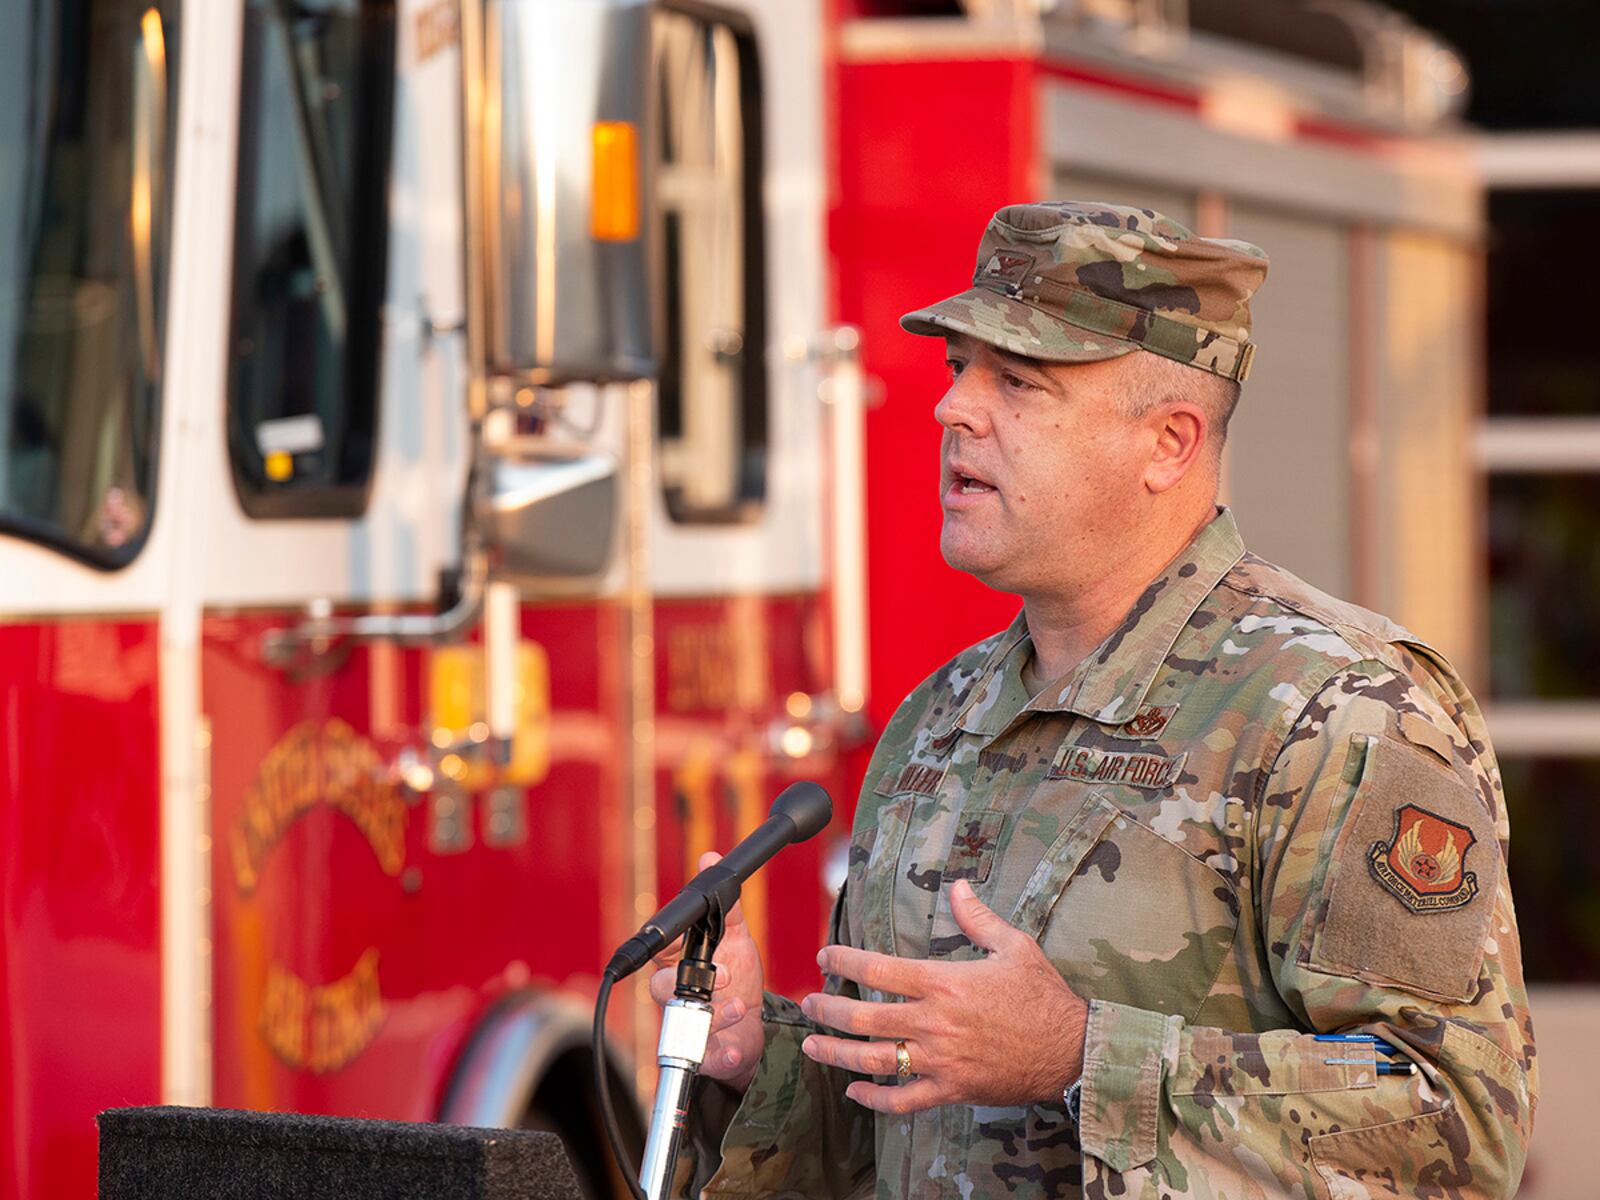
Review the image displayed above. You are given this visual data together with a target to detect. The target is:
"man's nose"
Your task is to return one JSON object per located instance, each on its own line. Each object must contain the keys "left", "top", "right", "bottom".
{"left": 934, "top": 370, "right": 992, "bottom": 437}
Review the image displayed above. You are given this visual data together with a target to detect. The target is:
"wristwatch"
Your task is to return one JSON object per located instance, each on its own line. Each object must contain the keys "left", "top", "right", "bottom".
{"left": 1063, "top": 1078, "right": 1083, "bottom": 1147}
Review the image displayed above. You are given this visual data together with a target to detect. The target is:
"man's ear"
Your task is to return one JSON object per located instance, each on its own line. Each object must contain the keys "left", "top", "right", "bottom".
{"left": 1143, "top": 402, "right": 1208, "bottom": 494}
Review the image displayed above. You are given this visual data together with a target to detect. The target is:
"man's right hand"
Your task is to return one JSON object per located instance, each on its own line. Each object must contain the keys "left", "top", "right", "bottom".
{"left": 646, "top": 851, "right": 767, "bottom": 1094}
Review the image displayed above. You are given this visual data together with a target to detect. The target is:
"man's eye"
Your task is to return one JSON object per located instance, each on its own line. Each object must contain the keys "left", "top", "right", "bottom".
{"left": 946, "top": 360, "right": 965, "bottom": 378}
{"left": 1002, "top": 371, "right": 1038, "bottom": 391}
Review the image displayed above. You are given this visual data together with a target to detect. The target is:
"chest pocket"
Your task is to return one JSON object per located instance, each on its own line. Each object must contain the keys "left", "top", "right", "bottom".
{"left": 1007, "top": 785, "right": 1240, "bottom": 1024}
{"left": 845, "top": 796, "right": 913, "bottom": 965}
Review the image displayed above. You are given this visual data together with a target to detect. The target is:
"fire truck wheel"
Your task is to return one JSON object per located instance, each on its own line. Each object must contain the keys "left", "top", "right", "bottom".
{"left": 520, "top": 1045, "right": 645, "bottom": 1200}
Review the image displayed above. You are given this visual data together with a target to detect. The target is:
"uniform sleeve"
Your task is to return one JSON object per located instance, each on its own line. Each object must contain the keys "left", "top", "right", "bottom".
{"left": 681, "top": 890, "right": 876, "bottom": 1199}
{"left": 1075, "top": 662, "right": 1537, "bottom": 1198}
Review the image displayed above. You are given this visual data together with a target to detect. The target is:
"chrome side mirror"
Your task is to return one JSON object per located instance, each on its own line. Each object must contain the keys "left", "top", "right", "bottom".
{"left": 482, "top": 0, "right": 655, "bottom": 384}
{"left": 481, "top": 448, "right": 618, "bottom": 581}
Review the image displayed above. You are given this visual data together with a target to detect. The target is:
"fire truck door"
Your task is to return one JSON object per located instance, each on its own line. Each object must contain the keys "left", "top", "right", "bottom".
{"left": 196, "top": 0, "right": 475, "bottom": 1117}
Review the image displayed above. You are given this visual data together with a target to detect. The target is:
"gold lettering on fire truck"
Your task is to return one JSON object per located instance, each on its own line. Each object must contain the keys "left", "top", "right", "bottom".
{"left": 260, "top": 948, "right": 385, "bottom": 1074}
{"left": 665, "top": 620, "right": 770, "bottom": 713}
{"left": 232, "top": 719, "right": 407, "bottom": 894}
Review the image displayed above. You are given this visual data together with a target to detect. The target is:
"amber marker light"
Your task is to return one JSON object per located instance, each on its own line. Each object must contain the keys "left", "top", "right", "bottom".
{"left": 590, "top": 121, "right": 640, "bottom": 241}
{"left": 264, "top": 451, "right": 293, "bottom": 482}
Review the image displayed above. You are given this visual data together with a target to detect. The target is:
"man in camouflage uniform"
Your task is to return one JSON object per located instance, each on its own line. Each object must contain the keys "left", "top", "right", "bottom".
{"left": 654, "top": 201, "right": 1536, "bottom": 1198}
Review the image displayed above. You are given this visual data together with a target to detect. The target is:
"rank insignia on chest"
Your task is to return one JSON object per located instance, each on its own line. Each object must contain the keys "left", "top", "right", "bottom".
{"left": 1113, "top": 703, "right": 1180, "bottom": 740}
{"left": 1048, "top": 745, "right": 1187, "bottom": 790}
{"left": 1369, "top": 803, "right": 1480, "bottom": 913}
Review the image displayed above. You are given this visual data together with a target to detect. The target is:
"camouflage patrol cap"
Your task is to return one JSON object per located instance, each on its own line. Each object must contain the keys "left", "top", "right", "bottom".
{"left": 900, "top": 200, "right": 1270, "bottom": 381}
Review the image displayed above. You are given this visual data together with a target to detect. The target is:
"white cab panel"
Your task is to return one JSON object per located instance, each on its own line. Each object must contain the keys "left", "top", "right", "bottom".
{"left": 647, "top": 0, "right": 828, "bottom": 598}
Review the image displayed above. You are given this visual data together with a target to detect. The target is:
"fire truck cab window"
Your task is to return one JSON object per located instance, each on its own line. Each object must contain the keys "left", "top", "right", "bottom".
{"left": 0, "top": 1, "right": 178, "bottom": 567}
{"left": 227, "top": 0, "right": 394, "bottom": 519}
{"left": 655, "top": 4, "right": 768, "bottom": 525}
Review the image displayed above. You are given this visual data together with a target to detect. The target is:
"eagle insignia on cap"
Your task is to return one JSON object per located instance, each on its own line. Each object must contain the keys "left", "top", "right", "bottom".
{"left": 980, "top": 251, "right": 1035, "bottom": 287}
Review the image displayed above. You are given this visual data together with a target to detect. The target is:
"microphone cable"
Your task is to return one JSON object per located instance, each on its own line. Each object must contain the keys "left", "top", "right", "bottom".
{"left": 590, "top": 783, "right": 830, "bottom": 1198}
{"left": 594, "top": 968, "right": 650, "bottom": 1200}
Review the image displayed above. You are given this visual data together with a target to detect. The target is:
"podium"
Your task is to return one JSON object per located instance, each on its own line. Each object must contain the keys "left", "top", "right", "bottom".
{"left": 98, "top": 1106, "right": 587, "bottom": 1200}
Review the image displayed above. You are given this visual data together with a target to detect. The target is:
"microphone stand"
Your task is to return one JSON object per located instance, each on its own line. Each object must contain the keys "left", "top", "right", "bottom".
{"left": 637, "top": 902, "right": 725, "bottom": 1200}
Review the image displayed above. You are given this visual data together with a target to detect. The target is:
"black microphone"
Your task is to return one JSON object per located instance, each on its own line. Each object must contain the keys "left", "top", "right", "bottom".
{"left": 604, "top": 781, "right": 832, "bottom": 979}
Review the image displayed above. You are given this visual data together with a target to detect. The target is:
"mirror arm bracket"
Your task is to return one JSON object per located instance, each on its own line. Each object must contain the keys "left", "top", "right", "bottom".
{"left": 260, "top": 437, "right": 492, "bottom": 668}
{"left": 259, "top": 541, "right": 487, "bottom": 668}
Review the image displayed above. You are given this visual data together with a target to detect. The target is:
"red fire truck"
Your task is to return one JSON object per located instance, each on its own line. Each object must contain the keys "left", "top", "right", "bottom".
{"left": 1, "top": 0, "right": 1499, "bottom": 1195}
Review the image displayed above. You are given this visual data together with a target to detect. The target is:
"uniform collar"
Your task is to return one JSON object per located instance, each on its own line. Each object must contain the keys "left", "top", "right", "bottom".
{"left": 930, "top": 508, "right": 1246, "bottom": 742}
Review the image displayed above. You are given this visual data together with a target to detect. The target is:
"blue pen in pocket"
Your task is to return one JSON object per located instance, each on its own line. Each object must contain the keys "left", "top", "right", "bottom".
{"left": 1314, "top": 1032, "right": 1413, "bottom": 1074}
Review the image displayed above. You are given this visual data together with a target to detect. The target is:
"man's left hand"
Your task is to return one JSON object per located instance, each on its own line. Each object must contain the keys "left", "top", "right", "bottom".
{"left": 798, "top": 878, "right": 1088, "bottom": 1114}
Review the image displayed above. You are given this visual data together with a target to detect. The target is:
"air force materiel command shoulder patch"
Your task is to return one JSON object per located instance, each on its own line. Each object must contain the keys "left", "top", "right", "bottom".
{"left": 1369, "top": 803, "right": 1479, "bottom": 913}
{"left": 1313, "top": 735, "right": 1500, "bottom": 1003}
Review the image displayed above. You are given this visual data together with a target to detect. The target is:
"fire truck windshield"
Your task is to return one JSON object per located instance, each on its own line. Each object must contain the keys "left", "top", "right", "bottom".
{"left": 0, "top": 0, "right": 178, "bottom": 567}
{"left": 226, "top": 0, "right": 394, "bottom": 520}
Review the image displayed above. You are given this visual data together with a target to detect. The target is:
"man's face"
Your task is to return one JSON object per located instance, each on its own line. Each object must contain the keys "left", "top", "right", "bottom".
{"left": 936, "top": 334, "right": 1153, "bottom": 597}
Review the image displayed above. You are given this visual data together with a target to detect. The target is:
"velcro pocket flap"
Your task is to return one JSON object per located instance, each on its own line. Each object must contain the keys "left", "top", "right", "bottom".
{"left": 1311, "top": 735, "right": 1500, "bottom": 1003}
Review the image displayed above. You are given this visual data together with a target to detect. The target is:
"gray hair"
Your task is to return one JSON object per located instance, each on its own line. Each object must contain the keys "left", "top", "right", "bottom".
{"left": 1120, "top": 350, "right": 1241, "bottom": 470}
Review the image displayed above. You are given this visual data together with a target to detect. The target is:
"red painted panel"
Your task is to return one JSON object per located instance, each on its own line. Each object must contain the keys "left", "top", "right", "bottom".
{"left": 206, "top": 605, "right": 626, "bottom": 1120}
{"left": 204, "top": 595, "right": 841, "bottom": 1122}
{"left": 0, "top": 620, "right": 162, "bottom": 1200}
{"left": 650, "top": 595, "right": 846, "bottom": 1001}
{"left": 833, "top": 58, "right": 1036, "bottom": 730}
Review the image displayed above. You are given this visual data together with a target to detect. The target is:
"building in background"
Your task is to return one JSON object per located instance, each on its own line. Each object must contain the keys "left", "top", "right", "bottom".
{"left": 1470, "top": 156, "right": 1600, "bottom": 1200}
{"left": 1369, "top": 2, "right": 1600, "bottom": 1196}
{"left": 1379, "top": 2, "right": 1600, "bottom": 1191}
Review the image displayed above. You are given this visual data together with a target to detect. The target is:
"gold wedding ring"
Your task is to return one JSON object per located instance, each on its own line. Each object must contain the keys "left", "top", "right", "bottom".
{"left": 895, "top": 1040, "right": 914, "bottom": 1079}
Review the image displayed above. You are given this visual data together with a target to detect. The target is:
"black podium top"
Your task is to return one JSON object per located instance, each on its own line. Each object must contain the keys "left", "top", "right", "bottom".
{"left": 98, "top": 1106, "right": 587, "bottom": 1200}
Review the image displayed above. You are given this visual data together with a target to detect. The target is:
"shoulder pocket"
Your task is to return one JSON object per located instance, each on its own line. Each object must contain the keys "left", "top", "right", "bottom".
{"left": 1311, "top": 735, "right": 1501, "bottom": 1003}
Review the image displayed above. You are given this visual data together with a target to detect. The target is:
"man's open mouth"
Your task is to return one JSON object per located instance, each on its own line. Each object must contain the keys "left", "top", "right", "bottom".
{"left": 951, "top": 471, "right": 996, "bottom": 494}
